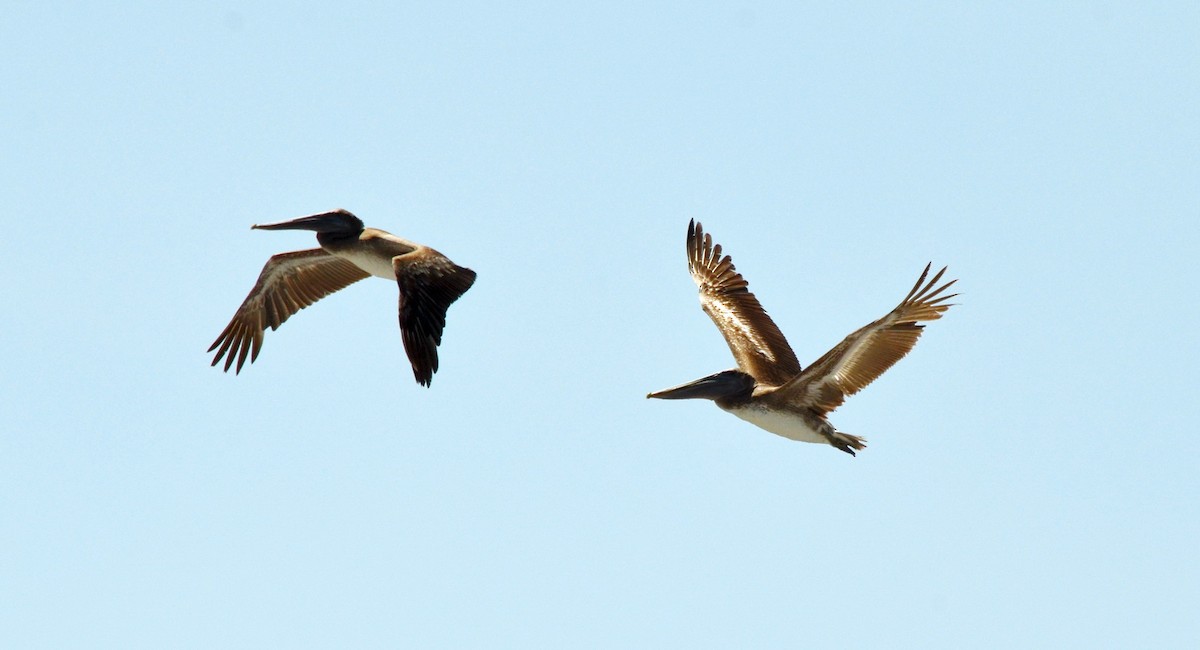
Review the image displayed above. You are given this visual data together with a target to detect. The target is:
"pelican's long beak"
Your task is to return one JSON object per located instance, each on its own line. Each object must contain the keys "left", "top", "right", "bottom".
{"left": 646, "top": 370, "right": 752, "bottom": 401}
{"left": 251, "top": 211, "right": 344, "bottom": 232}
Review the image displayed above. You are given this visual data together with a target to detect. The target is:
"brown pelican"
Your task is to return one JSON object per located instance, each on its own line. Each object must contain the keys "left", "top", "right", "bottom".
{"left": 647, "top": 220, "right": 956, "bottom": 455}
{"left": 208, "top": 209, "right": 476, "bottom": 386}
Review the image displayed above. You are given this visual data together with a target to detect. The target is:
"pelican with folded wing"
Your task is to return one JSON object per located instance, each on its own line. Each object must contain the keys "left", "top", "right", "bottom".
{"left": 647, "top": 220, "right": 956, "bottom": 455}
{"left": 209, "top": 209, "right": 476, "bottom": 386}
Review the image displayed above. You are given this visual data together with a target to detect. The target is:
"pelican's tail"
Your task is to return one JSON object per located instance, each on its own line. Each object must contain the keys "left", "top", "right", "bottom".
{"left": 829, "top": 431, "right": 867, "bottom": 456}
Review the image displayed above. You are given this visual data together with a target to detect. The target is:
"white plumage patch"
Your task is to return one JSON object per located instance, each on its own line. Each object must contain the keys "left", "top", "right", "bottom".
{"left": 336, "top": 249, "right": 397, "bottom": 280}
{"left": 724, "top": 404, "right": 828, "bottom": 445}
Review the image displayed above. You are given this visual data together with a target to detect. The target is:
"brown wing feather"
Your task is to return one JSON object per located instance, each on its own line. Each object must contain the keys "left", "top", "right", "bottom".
{"left": 767, "top": 263, "right": 957, "bottom": 415}
{"left": 208, "top": 249, "right": 371, "bottom": 373}
{"left": 392, "top": 248, "right": 476, "bottom": 387}
{"left": 687, "top": 220, "right": 801, "bottom": 386}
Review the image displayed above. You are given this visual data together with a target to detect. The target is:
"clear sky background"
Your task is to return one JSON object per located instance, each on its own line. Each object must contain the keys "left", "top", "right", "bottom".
{"left": 3, "top": 2, "right": 1198, "bottom": 648}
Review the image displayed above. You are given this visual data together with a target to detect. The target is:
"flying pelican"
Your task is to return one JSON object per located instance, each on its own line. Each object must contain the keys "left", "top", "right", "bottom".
{"left": 209, "top": 209, "right": 476, "bottom": 386}
{"left": 647, "top": 220, "right": 956, "bottom": 455}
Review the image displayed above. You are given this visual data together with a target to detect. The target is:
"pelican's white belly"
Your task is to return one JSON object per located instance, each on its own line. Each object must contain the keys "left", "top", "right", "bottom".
{"left": 336, "top": 249, "right": 397, "bottom": 280}
{"left": 725, "top": 404, "right": 828, "bottom": 445}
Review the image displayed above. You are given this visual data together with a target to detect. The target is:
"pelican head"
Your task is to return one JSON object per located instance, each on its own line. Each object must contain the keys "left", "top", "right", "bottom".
{"left": 252, "top": 209, "right": 365, "bottom": 234}
{"left": 646, "top": 369, "right": 755, "bottom": 402}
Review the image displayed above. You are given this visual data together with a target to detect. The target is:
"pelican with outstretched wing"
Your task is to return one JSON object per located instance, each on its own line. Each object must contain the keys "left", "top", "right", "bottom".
{"left": 647, "top": 220, "right": 956, "bottom": 455}
{"left": 209, "top": 209, "right": 475, "bottom": 386}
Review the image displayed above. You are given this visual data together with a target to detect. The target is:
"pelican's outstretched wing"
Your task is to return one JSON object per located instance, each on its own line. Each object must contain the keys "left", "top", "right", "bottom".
{"left": 767, "top": 263, "right": 957, "bottom": 415}
{"left": 392, "top": 248, "right": 477, "bottom": 386}
{"left": 687, "top": 220, "right": 801, "bottom": 386}
{"left": 209, "top": 249, "right": 370, "bottom": 373}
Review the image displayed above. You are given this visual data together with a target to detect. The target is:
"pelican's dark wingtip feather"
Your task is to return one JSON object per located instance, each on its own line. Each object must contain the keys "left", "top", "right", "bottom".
{"left": 902, "top": 262, "right": 934, "bottom": 303}
{"left": 896, "top": 265, "right": 959, "bottom": 322}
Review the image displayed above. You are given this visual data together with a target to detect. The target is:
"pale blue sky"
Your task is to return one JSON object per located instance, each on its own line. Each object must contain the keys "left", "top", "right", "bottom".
{"left": 3, "top": 2, "right": 1198, "bottom": 647}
